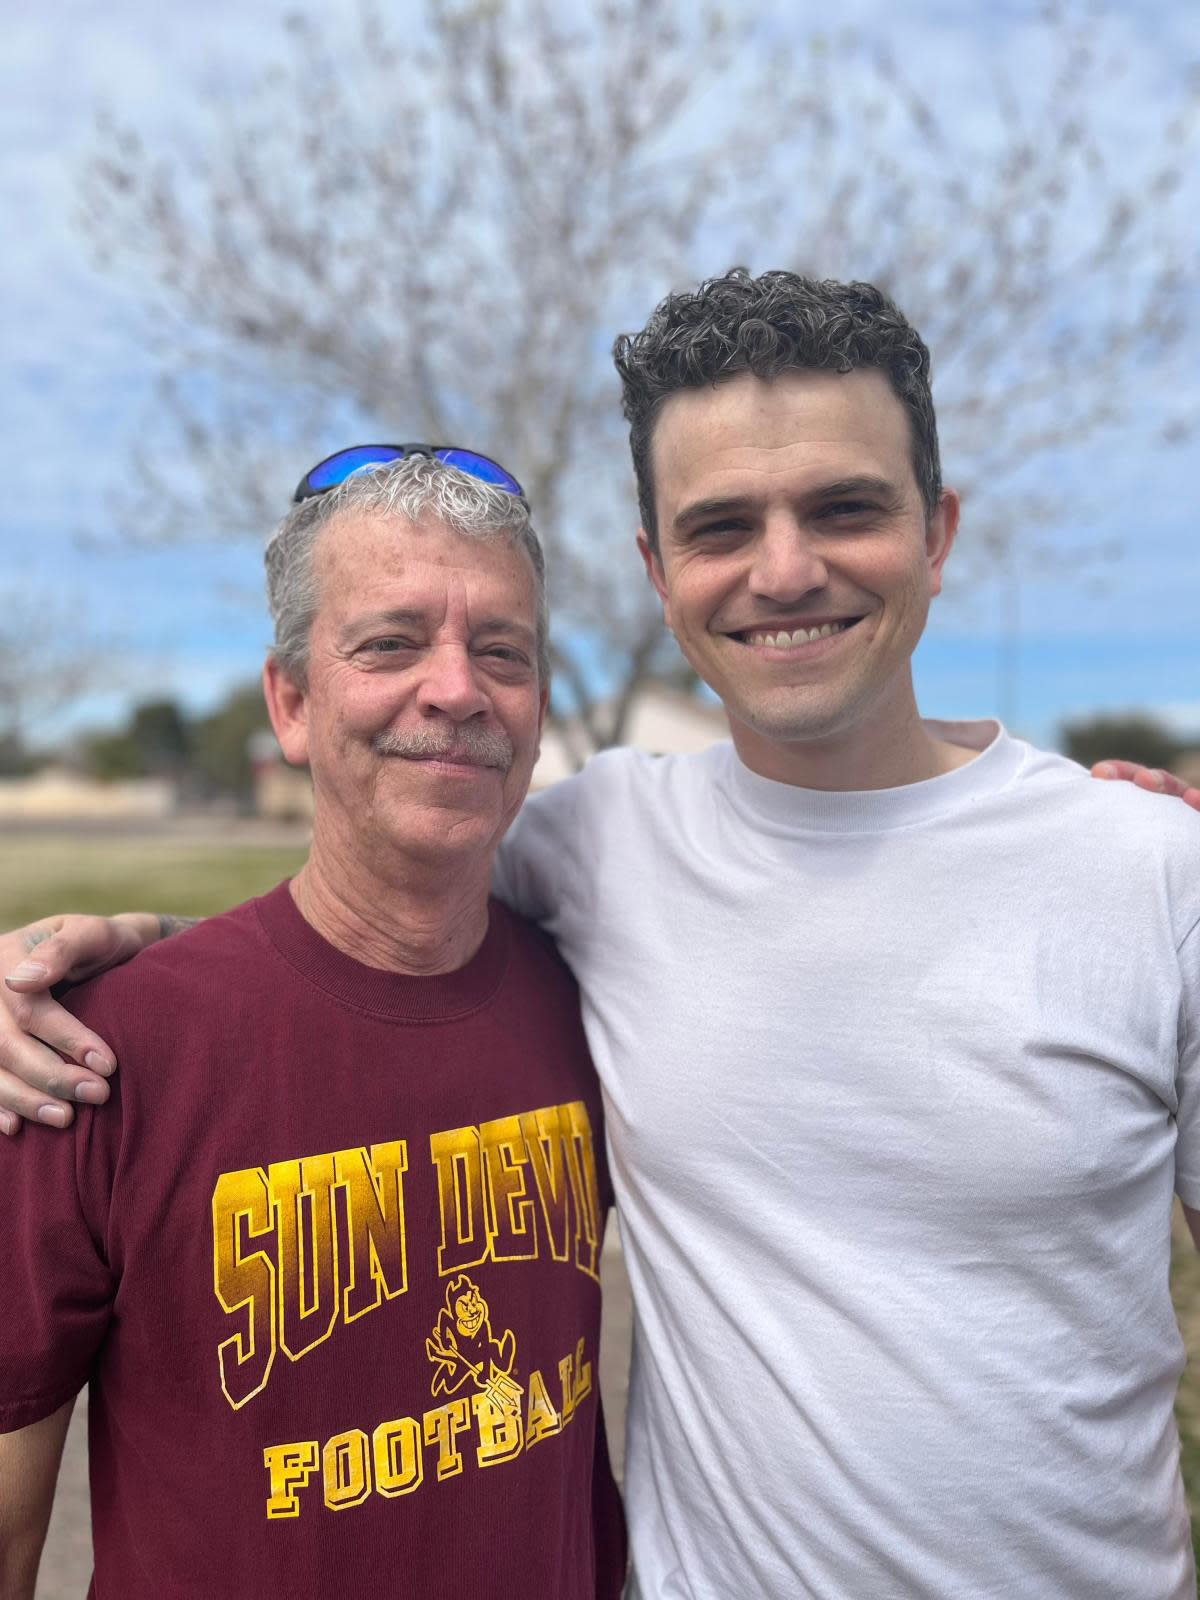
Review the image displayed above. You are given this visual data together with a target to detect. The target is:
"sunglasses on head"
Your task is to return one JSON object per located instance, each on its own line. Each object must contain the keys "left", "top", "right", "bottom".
{"left": 292, "top": 443, "right": 525, "bottom": 504}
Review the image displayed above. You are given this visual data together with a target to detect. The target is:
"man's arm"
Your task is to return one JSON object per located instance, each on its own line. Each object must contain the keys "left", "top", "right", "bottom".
{"left": 0, "top": 1401, "right": 74, "bottom": 1600}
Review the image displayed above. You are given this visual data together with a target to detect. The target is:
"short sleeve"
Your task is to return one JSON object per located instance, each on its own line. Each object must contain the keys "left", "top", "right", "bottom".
{"left": 0, "top": 1103, "right": 116, "bottom": 1431}
{"left": 1173, "top": 915, "right": 1200, "bottom": 1208}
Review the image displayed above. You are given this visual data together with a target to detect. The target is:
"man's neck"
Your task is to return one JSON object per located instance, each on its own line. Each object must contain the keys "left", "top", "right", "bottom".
{"left": 730, "top": 694, "right": 978, "bottom": 792}
{"left": 290, "top": 843, "right": 493, "bottom": 976}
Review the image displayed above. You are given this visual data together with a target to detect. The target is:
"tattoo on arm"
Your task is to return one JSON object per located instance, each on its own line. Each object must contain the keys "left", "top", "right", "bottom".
{"left": 158, "top": 915, "right": 201, "bottom": 941}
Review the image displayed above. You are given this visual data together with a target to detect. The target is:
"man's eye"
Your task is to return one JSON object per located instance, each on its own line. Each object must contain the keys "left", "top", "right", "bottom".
{"left": 362, "top": 638, "right": 414, "bottom": 654}
{"left": 693, "top": 521, "right": 748, "bottom": 539}
{"left": 480, "top": 646, "right": 529, "bottom": 667}
{"left": 818, "top": 501, "right": 875, "bottom": 519}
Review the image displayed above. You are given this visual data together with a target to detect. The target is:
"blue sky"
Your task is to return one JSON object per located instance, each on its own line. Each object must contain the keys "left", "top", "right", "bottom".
{"left": 3, "top": 0, "right": 1198, "bottom": 752}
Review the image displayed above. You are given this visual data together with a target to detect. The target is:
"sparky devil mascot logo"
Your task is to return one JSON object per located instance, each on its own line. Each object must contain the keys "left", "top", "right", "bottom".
{"left": 425, "top": 1275, "right": 524, "bottom": 1414}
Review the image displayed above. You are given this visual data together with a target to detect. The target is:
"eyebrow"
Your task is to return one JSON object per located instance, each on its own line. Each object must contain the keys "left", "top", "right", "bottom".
{"left": 471, "top": 616, "right": 537, "bottom": 647}
{"left": 813, "top": 476, "right": 903, "bottom": 503}
{"left": 671, "top": 475, "right": 904, "bottom": 534}
{"left": 337, "top": 609, "right": 535, "bottom": 648}
{"left": 671, "top": 495, "right": 756, "bottom": 534}
{"left": 337, "top": 609, "right": 427, "bottom": 648}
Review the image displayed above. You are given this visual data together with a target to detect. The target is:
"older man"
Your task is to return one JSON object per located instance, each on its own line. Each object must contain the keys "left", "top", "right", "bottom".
{"left": 0, "top": 452, "right": 625, "bottom": 1597}
{"left": 3, "top": 272, "right": 1200, "bottom": 1600}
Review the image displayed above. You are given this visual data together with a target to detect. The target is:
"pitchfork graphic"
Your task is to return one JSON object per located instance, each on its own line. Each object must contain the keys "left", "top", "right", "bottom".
{"left": 426, "top": 1329, "right": 524, "bottom": 1413}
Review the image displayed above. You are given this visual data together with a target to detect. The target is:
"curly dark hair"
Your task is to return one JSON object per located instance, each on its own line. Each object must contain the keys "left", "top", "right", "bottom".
{"left": 613, "top": 268, "right": 942, "bottom": 551}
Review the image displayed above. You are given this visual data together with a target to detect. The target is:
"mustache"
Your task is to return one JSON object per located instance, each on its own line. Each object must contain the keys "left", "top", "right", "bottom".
{"left": 370, "top": 724, "right": 514, "bottom": 771}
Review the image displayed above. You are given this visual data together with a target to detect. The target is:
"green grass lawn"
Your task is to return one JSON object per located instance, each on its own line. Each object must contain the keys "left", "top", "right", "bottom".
{"left": 3, "top": 827, "right": 1200, "bottom": 1548}
{"left": 0, "top": 831, "right": 307, "bottom": 927}
{"left": 1172, "top": 1206, "right": 1200, "bottom": 1560}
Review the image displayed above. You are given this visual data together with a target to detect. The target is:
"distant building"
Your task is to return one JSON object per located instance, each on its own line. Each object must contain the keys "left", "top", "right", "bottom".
{"left": 532, "top": 684, "right": 728, "bottom": 789}
{"left": 249, "top": 729, "right": 314, "bottom": 822}
{"left": 0, "top": 767, "right": 175, "bottom": 822}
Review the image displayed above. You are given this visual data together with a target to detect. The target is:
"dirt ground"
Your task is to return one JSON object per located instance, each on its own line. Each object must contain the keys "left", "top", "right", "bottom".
{"left": 35, "top": 1229, "right": 633, "bottom": 1598}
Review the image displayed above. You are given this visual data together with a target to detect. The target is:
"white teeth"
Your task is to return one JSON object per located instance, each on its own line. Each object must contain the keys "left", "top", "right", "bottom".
{"left": 746, "top": 621, "right": 851, "bottom": 647}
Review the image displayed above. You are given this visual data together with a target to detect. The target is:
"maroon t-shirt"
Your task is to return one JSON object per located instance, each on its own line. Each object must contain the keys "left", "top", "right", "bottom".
{"left": 0, "top": 883, "right": 625, "bottom": 1598}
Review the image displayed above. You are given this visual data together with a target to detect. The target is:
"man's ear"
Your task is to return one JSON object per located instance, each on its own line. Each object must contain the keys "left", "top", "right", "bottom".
{"left": 262, "top": 656, "right": 310, "bottom": 767}
{"left": 636, "top": 529, "right": 672, "bottom": 627}
{"left": 926, "top": 489, "right": 960, "bottom": 598}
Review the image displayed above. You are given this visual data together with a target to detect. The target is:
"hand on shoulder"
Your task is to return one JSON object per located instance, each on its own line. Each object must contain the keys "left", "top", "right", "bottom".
{"left": 1090, "top": 761, "right": 1200, "bottom": 814}
{"left": 0, "top": 912, "right": 162, "bottom": 1134}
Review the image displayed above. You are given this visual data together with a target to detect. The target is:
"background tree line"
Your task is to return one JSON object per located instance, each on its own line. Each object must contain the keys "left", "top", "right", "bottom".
{"left": 4, "top": 696, "right": 1192, "bottom": 804}
{"left": 73, "top": 685, "right": 271, "bottom": 805}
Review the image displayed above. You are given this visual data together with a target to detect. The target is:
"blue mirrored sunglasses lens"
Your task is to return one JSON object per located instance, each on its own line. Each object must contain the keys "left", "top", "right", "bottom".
{"left": 307, "top": 446, "right": 405, "bottom": 491}
{"left": 435, "top": 449, "right": 523, "bottom": 496}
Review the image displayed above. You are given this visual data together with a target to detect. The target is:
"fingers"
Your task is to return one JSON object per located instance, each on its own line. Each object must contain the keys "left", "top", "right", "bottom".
{"left": 0, "top": 1054, "right": 78, "bottom": 1132}
{"left": 1091, "top": 762, "right": 1200, "bottom": 811}
{"left": 1129, "top": 769, "right": 1200, "bottom": 811}
{"left": 0, "top": 993, "right": 115, "bottom": 1131}
{"left": 3, "top": 914, "right": 138, "bottom": 991}
{"left": 1091, "top": 760, "right": 1149, "bottom": 784}
{"left": 0, "top": 915, "right": 134, "bottom": 1133}
{"left": 6, "top": 928, "right": 101, "bottom": 985}
{"left": 1130, "top": 769, "right": 1200, "bottom": 812}
{"left": 1134, "top": 768, "right": 1182, "bottom": 796}
{"left": 3, "top": 984, "right": 115, "bottom": 1073}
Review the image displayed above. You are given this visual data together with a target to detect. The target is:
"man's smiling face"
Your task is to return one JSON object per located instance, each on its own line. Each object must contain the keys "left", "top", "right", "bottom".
{"left": 266, "top": 511, "right": 546, "bottom": 874}
{"left": 639, "top": 367, "right": 958, "bottom": 779}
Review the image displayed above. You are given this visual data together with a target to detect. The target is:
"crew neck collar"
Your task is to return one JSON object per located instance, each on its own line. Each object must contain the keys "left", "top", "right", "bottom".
{"left": 253, "top": 879, "right": 512, "bottom": 1021}
{"left": 720, "top": 719, "right": 1027, "bottom": 834}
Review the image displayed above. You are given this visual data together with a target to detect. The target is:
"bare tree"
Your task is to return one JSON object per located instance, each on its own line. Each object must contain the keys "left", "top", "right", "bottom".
{"left": 0, "top": 590, "right": 111, "bottom": 769}
{"left": 79, "top": 0, "right": 1197, "bottom": 758}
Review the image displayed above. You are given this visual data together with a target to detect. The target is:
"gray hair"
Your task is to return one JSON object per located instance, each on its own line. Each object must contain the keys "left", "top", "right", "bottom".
{"left": 264, "top": 453, "right": 549, "bottom": 686}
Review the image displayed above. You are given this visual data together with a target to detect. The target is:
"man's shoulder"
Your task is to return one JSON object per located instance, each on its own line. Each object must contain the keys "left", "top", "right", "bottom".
{"left": 61, "top": 887, "right": 280, "bottom": 1026}
{"left": 1009, "top": 741, "right": 1200, "bottom": 927}
{"left": 497, "top": 744, "right": 727, "bottom": 921}
{"left": 1017, "top": 740, "right": 1200, "bottom": 843}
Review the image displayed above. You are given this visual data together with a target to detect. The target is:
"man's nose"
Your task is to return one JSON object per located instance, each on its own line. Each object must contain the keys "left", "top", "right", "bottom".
{"left": 414, "top": 644, "right": 491, "bottom": 721}
{"left": 747, "top": 516, "right": 829, "bottom": 602}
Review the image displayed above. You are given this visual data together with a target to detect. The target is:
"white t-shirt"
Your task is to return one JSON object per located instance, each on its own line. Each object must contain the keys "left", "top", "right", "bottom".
{"left": 495, "top": 721, "right": 1200, "bottom": 1600}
